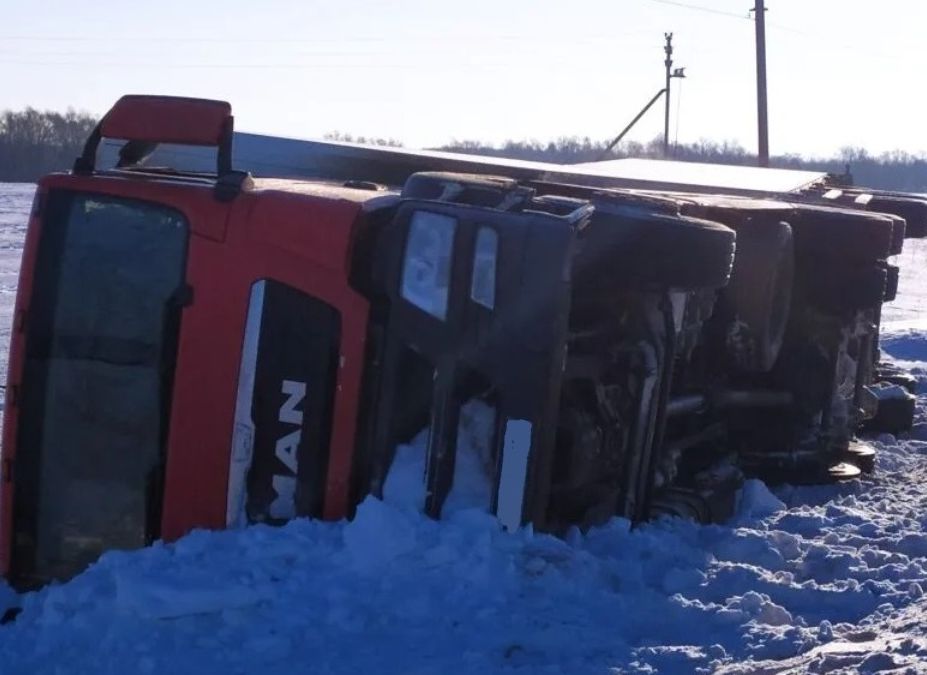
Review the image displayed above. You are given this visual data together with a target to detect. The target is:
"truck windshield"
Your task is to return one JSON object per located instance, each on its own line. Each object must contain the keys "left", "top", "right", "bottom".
{"left": 13, "top": 191, "right": 188, "bottom": 585}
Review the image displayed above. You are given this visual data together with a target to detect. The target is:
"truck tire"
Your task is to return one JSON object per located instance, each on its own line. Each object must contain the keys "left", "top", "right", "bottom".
{"left": 805, "top": 264, "right": 887, "bottom": 313}
{"left": 791, "top": 207, "right": 894, "bottom": 267}
{"left": 576, "top": 208, "right": 736, "bottom": 291}
{"left": 884, "top": 263, "right": 900, "bottom": 302}
{"left": 867, "top": 196, "right": 927, "bottom": 239}
{"left": 865, "top": 388, "right": 916, "bottom": 435}
{"left": 725, "top": 221, "right": 794, "bottom": 372}
{"left": 885, "top": 214, "right": 906, "bottom": 256}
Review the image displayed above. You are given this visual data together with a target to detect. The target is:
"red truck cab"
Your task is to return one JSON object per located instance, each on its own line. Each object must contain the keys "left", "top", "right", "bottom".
{"left": 1, "top": 97, "right": 376, "bottom": 585}
{"left": 1, "top": 96, "right": 589, "bottom": 588}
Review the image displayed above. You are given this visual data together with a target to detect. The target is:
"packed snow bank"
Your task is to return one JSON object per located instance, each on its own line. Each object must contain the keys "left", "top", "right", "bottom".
{"left": 384, "top": 399, "right": 497, "bottom": 516}
{"left": 4, "top": 396, "right": 927, "bottom": 674}
{"left": 2, "top": 186, "right": 927, "bottom": 673}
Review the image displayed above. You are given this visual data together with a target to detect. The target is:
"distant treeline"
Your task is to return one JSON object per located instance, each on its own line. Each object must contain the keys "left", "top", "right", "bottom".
{"left": 439, "top": 137, "right": 927, "bottom": 193}
{"left": 0, "top": 108, "right": 97, "bottom": 182}
{"left": 3, "top": 107, "right": 927, "bottom": 193}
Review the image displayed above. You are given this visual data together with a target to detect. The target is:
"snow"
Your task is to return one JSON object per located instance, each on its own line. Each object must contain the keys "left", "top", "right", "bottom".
{"left": 736, "top": 479, "right": 786, "bottom": 519}
{"left": 383, "top": 398, "right": 497, "bottom": 516}
{"left": 0, "top": 183, "right": 32, "bottom": 412}
{"left": 443, "top": 398, "right": 496, "bottom": 515}
{"left": 872, "top": 382, "right": 914, "bottom": 401}
{"left": 2, "top": 183, "right": 927, "bottom": 673}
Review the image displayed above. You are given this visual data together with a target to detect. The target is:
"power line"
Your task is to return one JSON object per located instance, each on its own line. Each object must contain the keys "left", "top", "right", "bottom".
{"left": 765, "top": 20, "right": 811, "bottom": 35}
{"left": 764, "top": 23, "right": 910, "bottom": 63}
{"left": 643, "top": 0, "right": 751, "bottom": 21}
{"left": 643, "top": 2, "right": 909, "bottom": 61}
{"left": 0, "top": 30, "right": 655, "bottom": 44}
{"left": 642, "top": 2, "right": 910, "bottom": 66}
{"left": 0, "top": 59, "right": 603, "bottom": 70}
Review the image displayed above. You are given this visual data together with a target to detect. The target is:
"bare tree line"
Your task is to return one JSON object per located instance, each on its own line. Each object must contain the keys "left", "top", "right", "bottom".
{"left": 439, "top": 137, "right": 927, "bottom": 193}
{"left": 0, "top": 108, "right": 98, "bottom": 182}
{"left": 2, "top": 108, "right": 925, "bottom": 193}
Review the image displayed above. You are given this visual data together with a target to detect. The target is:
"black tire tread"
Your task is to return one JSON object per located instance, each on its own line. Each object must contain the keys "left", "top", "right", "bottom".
{"left": 575, "top": 205, "right": 736, "bottom": 291}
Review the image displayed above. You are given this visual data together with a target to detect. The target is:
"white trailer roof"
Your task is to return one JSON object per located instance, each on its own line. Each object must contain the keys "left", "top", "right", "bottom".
{"left": 570, "top": 158, "right": 827, "bottom": 194}
{"left": 103, "top": 133, "right": 829, "bottom": 197}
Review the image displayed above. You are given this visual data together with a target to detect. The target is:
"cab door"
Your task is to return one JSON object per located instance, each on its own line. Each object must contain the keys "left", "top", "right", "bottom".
{"left": 365, "top": 200, "right": 579, "bottom": 531}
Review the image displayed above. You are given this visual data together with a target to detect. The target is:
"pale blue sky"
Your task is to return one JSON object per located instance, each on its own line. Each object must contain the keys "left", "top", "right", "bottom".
{"left": 2, "top": 0, "right": 924, "bottom": 157}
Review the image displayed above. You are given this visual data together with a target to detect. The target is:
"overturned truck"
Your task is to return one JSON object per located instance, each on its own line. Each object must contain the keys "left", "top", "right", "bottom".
{"left": 1, "top": 96, "right": 922, "bottom": 587}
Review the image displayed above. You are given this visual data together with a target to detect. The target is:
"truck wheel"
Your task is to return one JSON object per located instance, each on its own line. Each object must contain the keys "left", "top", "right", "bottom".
{"left": 576, "top": 208, "right": 737, "bottom": 291}
{"left": 866, "top": 196, "right": 927, "bottom": 239}
{"left": 726, "top": 221, "right": 794, "bottom": 372}
{"left": 885, "top": 215, "right": 906, "bottom": 256}
{"left": 791, "top": 208, "right": 894, "bottom": 268}
{"left": 864, "top": 386, "right": 917, "bottom": 435}
{"left": 805, "top": 264, "right": 887, "bottom": 313}
{"left": 884, "top": 264, "right": 900, "bottom": 302}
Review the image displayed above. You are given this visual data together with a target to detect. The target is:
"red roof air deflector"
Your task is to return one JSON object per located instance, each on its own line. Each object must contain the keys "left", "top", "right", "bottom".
{"left": 73, "top": 95, "right": 248, "bottom": 198}
{"left": 101, "top": 95, "right": 232, "bottom": 147}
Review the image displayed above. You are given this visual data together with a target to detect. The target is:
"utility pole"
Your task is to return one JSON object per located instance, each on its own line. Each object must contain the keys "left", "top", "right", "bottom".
{"left": 598, "top": 88, "right": 667, "bottom": 160}
{"left": 753, "top": 0, "right": 769, "bottom": 167}
{"left": 663, "top": 32, "right": 674, "bottom": 158}
{"left": 597, "top": 34, "right": 684, "bottom": 162}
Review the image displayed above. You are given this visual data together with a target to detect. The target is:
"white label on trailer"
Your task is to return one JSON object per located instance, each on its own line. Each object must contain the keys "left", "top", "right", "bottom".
{"left": 226, "top": 281, "right": 265, "bottom": 528}
{"left": 495, "top": 419, "right": 532, "bottom": 532}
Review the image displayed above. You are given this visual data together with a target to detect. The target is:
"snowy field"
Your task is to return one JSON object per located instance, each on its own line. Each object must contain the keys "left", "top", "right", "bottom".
{"left": 1, "top": 183, "right": 927, "bottom": 674}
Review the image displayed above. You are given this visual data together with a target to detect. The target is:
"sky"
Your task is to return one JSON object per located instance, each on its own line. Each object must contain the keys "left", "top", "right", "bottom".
{"left": 1, "top": 0, "right": 924, "bottom": 158}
